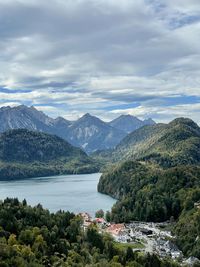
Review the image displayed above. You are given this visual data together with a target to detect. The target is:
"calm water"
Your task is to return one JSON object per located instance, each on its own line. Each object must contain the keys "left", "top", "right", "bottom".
{"left": 0, "top": 173, "right": 116, "bottom": 216}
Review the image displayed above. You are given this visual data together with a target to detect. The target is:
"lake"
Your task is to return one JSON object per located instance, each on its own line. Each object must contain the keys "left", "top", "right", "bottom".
{"left": 0, "top": 173, "right": 116, "bottom": 216}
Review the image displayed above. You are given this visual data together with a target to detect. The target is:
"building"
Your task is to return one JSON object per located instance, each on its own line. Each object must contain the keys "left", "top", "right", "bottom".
{"left": 79, "top": 212, "right": 92, "bottom": 221}
{"left": 139, "top": 228, "right": 153, "bottom": 236}
{"left": 106, "top": 224, "right": 125, "bottom": 236}
{"left": 79, "top": 212, "right": 93, "bottom": 230}
{"left": 95, "top": 218, "right": 106, "bottom": 224}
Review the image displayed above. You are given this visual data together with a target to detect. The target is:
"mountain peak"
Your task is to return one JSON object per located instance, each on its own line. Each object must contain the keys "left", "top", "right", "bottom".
{"left": 82, "top": 113, "right": 93, "bottom": 119}
{"left": 169, "top": 117, "right": 199, "bottom": 130}
{"left": 16, "top": 104, "right": 28, "bottom": 110}
{"left": 54, "top": 116, "right": 71, "bottom": 126}
{"left": 0, "top": 106, "right": 11, "bottom": 111}
{"left": 55, "top": 116, "right": 67, "bottom": 122}
{"left": 144, "top": 118, "right": 156, "bottom": 125}
{"left": 117, "top": 114, "right": 139, "bottom": 121}
{"left": 30, "top": 105, "right": 38, "bottom": 111}
{"left": 78, "top": 113, "right": 101, "bottom": 123}
{"left": 109, "top": 114, "right": 155, "bottom": 133}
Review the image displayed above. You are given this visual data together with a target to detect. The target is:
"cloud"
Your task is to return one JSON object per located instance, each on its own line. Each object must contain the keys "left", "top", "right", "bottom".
{"left": 0, "top": 0, "right": 199, "bottom": 122}
{"left": 111, "top": 102, "right": 200, "bottom": 124}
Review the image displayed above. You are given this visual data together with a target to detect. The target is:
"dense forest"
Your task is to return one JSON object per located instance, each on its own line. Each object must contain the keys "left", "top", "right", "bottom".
{"left": 0, "top": 198, "right": 180, "bottom": 267}
{"left": 0, "top": 129, "right": 100, "bottom": 180}
{"left": 98, "top": 118, "right": 200, "bottom": 258}
{"left": 98, "top": 162, "right": 200, "bottom": 221}
{"left": 96, "top": 118, "right": 200, "bottom": 166}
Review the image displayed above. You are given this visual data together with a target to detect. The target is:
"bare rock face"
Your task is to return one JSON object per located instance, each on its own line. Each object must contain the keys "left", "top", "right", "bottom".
{"left": 66, "top": 113, "right": 126, "bottom": 153}
{"left": 0, "top": 105, "right": 54, "bottom": 132}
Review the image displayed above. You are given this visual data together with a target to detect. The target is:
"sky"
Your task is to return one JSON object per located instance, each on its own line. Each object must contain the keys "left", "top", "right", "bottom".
{"left": 0, "top": 0, "right": 200, "bottom": 122}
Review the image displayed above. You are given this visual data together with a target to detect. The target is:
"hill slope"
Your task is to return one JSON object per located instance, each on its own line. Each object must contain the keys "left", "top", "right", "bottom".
{"left": 0, "top": 129, "right": 99, "bottom": 180}
{"left": 98, "top": 118, "right": 200, "bottom": 166}
{"left": 98, "top": 118, "right": 200, "bottom": 258}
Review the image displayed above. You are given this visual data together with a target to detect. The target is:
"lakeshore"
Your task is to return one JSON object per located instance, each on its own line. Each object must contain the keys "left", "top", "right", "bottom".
{"left": 0, "top": 173, "right": 116, "bottom": 216}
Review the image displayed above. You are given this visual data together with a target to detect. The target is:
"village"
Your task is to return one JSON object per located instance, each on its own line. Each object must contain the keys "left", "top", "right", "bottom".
{"left": 79, "top": 212, "right": 200, "bottom": 266}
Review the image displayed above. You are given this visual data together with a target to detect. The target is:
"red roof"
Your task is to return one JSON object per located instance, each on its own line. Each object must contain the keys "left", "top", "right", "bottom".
{"left": 95, "top": 218, "right": 106, "bottom": 223}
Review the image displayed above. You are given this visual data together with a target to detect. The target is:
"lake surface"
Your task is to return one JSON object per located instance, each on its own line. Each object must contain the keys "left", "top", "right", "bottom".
{"left": 0, "top": 173, "right": 116, "bottom": 216}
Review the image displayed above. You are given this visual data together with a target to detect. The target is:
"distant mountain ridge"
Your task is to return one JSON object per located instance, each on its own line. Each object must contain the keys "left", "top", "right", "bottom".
{"left": 66, "top": 113, "right": 126, "bottom": 153}
{"left": 0, "top": 105, "right": 155, "bottom": 153}
{"left": 109, "top": 114, "right": 155, "bottom": 133}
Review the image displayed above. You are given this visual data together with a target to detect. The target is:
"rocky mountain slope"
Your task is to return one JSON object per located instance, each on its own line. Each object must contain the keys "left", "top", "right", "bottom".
{"left": 0, "top": 105, "right": 54, "bottom": 133}
{"left": 0, "top": 105, "right": 155, "bottom": 153}
{"left": 66, "top": 113, "right": 126, "bottom": 153}
{"left": 109, "top": 114, "right": 155, "bottom": 133}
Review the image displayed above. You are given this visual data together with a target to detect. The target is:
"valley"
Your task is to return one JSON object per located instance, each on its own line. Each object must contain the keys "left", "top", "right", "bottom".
{"left": 0, "top": 0, "right": 199, "bottom": 265}
{"left": 0, "top": 110, "right": 200, "bottom": 266}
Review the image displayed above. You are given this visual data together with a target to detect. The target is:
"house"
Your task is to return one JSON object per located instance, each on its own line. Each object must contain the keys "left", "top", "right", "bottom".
{"left": 139, "top": 228, "right": 153, "bottom": 236}
{"left": 95, "top": 218, "right": 106, "bottom": 225}
{"left": 79, "top": 212, "right": 93, "bottom": 230}
{"left": 171, "top": 251, "right": 182, "bottom": 259}
{"left": 79, "top": 212, "right": 92, "bottom": 222}
{"left": 106, "top": 224, "right": 125, "bottom": 236}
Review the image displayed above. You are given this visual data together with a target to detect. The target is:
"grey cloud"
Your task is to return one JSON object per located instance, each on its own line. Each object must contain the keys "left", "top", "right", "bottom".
{"left": 0, "top": 0, "right": 199, "bottom": 122}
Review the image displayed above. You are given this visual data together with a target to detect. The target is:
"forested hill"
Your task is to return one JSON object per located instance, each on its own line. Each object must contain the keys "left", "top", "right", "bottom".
{"left": 0, "top": 129, "right": 86, "bottom": 162}
{"left": 0, "top": 129, "right": 99, "bottom": 180}
{"left": 97, "top": 117, "right": 200, "bottom": 167}
{"left": 98, "top": 118, "right": 200, "bottom": 259}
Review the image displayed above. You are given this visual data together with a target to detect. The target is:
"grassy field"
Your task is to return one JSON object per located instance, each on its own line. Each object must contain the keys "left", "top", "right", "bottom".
{"left": 114, "top": 242, "right": 145, "bottom": 250}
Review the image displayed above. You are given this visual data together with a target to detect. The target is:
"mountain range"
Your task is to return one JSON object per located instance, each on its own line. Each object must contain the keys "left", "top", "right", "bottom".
{"left": 0, "top": 105, "right": 155, "bottom": 153}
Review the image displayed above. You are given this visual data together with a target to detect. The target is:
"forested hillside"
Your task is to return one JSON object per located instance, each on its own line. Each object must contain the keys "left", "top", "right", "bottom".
{"left": 97, "top": 118, "right": 200, "bottom": 166}
{"left": 98, "top": 118, "right": 200, "bottom": 258}
{"left": 0, "top": 129, "right": 99, "bottom": 180}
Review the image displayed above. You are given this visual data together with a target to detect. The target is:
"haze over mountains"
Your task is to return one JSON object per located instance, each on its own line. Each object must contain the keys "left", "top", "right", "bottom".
{"left": 0, "top": 105, "right": 155, "bottom": 153}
